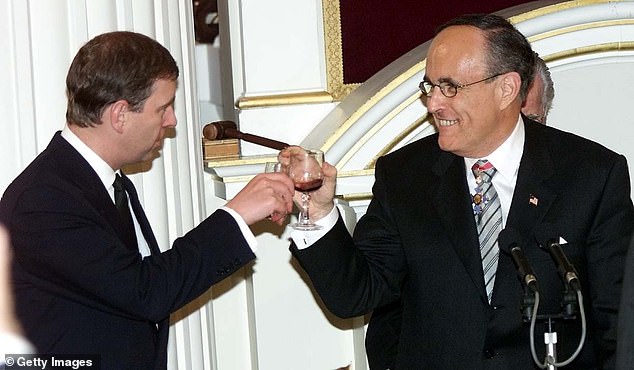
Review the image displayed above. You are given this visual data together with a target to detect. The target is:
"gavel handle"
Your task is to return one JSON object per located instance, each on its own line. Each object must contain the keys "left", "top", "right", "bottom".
{"left": 203, "top": 121, "right": 290, "bottom": 150}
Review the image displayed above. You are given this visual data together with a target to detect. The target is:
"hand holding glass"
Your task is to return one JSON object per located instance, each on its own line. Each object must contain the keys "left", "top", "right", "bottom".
{"left": 287, "top": 149, "right": 324, "bottom": 230}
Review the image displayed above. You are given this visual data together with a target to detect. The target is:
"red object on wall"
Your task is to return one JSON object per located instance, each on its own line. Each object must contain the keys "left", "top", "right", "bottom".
{"left": 340, "top": 0, "right": 529, "bottom": 84}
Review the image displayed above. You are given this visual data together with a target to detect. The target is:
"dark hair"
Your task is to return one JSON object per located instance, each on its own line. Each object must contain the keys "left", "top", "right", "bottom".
{"left": 65, "top": 31, "right": 179, "bottom": 127}
{"left": 437, "top": 14, "right": 535, "bottom": 100}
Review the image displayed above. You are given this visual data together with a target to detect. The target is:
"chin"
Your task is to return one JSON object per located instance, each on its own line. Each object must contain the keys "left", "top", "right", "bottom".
{"left": 436, "top": 137, "right": 453, "bottom": 151}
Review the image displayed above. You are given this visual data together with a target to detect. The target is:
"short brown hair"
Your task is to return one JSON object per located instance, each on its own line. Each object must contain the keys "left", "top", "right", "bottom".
{"left": 65, "top": 31, "right": 179, "bottom": 127}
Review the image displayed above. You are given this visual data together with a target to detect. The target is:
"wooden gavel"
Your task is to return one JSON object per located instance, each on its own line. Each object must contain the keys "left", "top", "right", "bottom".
{"left": 202, "top": 121, "right": 290, "bottom": 150}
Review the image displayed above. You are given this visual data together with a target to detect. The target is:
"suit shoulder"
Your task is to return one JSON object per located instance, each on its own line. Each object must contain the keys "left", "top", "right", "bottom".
{"left": 0, "top": 139, "right": 86, "bottom": 222}
{"left": 379, "top": 134, "right": 440, "bottom": 166}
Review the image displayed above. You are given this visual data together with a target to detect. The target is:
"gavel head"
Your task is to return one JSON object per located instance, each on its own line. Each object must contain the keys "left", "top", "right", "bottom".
{"left": 203, "top": 121, "right": 238, "bottom": 140}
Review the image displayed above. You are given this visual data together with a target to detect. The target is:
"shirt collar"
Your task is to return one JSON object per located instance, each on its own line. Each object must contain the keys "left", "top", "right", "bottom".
{"left": 61, "top": 125, "right": 119, "bottom": 196}
{"left": 465, "top": 115, "right": 525, "bottom": 182}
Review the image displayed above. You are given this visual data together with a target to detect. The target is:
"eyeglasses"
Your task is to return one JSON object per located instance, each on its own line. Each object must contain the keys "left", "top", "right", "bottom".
{"left": 419, "top": 73, "right": 505, "bottom": 98}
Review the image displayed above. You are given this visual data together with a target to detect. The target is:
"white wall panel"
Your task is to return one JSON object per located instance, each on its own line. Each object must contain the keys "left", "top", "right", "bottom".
{"left": 238, "top": 0, "right": 326, "bottom": 94}
{"left": 29, "top": 2, "right": 71, "bottom": 149}
{"left": 547, "top": 55, "right": 634, "bottom": 195}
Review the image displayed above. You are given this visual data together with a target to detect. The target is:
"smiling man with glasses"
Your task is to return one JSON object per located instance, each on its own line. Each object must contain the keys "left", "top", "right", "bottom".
{"left": 286, "top": 13, "right": 633, "bottom": 369}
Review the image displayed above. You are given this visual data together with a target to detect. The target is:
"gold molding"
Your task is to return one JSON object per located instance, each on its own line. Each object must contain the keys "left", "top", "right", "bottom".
{"left": 322, "top": 0, "right": 360, "bottom": 100}
{"left": 508, "top": 0, "right": 617, "bottom": 24}
{"left": 526, "top": 19, "right": 634, "bottom": 43}
{"left": 205, "top": 154, "right": 278, "bottom": 168}
{"left": 545, "top": 41, "right": 634, "bottom": 62}
{"left": 339, "top": 192, "right": 373, "bottom": 202}
{"left": 236, "top": 91, "right": 334, "bottom": 109}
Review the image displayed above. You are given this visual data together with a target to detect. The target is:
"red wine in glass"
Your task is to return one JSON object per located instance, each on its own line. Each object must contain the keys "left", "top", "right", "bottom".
{"left": 294, "top": 179, "right": 323, "bottom": 192}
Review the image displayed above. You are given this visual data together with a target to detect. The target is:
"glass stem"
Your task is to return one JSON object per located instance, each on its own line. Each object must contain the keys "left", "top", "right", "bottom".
{"left": 300, "top": 192, "right": 311, "bottom": 225}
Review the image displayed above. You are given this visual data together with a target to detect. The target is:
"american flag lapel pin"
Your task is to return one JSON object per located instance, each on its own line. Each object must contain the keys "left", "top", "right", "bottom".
{"left": 529, "top": 194, "right": 539, "bottom": 206}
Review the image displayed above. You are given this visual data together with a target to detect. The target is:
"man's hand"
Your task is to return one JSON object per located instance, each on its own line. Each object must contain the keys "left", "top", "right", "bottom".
{"left": 278, "top": 146, "right": 337, "bottom": 221}
{"left": 226, "top": 172, "right": 295, "bottom": 226}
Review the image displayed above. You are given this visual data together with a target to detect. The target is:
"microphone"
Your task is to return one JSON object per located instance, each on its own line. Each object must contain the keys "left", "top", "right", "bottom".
{"left": 499, "top": 227, "right": 539, "bottom": 292}
{"left": 535, "top": 225, "right": 581, "bottom": 292}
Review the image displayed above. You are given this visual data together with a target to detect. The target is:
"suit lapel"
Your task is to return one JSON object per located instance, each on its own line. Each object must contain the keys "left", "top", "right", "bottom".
{"left": 50, "top": 134, "right": 123, "bottom": 231}
{"left": 430, "top": 151, "right": 488, "bottom": 302}
{"left": 491, "top": 119, "right": 559, "bottom": 306}
{"left": 49, "top": 133, "right": 141, "bottom": 253}
{"left": 506, "top": 119, "right": 557, "bottom": 242}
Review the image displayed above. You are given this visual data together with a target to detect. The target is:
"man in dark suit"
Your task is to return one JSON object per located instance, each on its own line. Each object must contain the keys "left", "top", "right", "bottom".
{"left": 284, "top": 14, "right": 634, "bottom": 369}
{"left": 364, "top": 51, "right": 558, "bottom": 370}
{"left": 0, "top": 31, "right": 294, "bottom": 369}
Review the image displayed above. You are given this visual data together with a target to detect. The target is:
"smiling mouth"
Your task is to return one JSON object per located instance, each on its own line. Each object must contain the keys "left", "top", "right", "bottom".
{"left": 436, "top": 118, "right": 458, "bottom": 127}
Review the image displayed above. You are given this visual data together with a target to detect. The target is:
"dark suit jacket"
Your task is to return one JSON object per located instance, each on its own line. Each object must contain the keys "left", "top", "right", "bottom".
{"left": 291, "top": 118, "right": 634, "bottom": 369}
{"left": 0, "top": 132, "right": 256, "bottom": 369}
{"left": 616, "top": 235, "right": 634, "bottom": 370}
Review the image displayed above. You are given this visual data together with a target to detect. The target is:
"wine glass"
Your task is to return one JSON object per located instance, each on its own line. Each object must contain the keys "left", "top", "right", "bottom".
{"left": 287, "top": 149, "right": 324, "bottom": 230}
{"left": 264, "top": 161, "right": 284, "bottom": 221}
{"left": 264, "top": 161, "right": 283, "bottom": 174}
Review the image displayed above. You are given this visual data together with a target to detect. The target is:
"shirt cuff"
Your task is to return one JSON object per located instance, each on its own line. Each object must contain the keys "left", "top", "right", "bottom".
{"left": 290, "top": 205, "right": 340, "bottom": 249}
{"left": 220, "top": 207, "right": 257, "bottom": 253}
{"left": 0, "top": 332, "right": 35, "bottom": 360}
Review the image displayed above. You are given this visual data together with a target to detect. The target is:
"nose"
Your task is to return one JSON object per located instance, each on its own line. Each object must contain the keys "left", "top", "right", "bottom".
{"left": 423, "top": 86, "right": 444, "bottom": 114}
{"left": 164, "top": 106, "right": 177, "bottom": 128}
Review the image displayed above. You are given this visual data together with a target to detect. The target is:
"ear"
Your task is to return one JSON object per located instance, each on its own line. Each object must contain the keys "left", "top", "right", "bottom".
{"left": 109, "top": 100, "right": 129, "bottom": 134}
{"left": 497, "top": 72, "right": 521, "bottom": 110}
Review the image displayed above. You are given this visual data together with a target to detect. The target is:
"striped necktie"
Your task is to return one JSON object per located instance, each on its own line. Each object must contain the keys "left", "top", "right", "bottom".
{"left": 472, "top": 160, "right": 502, "bottom": 302}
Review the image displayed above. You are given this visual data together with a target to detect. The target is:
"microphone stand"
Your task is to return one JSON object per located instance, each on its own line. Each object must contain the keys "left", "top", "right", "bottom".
{"left": 543, "top": 318, "right": 558, "bottom": 370}
{"left": 527, "top": 286, "right": 581, "bottom": 369}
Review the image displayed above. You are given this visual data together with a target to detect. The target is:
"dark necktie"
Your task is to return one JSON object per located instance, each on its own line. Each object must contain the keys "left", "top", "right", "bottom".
{"left": 113, "top": 173, "right": 137, "bottom": 249}
{"left": 118, "top": 174, "right": 162, "bottom": 256}
{"left": 471, "top": 160, "right": 502, "bottom": 302}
